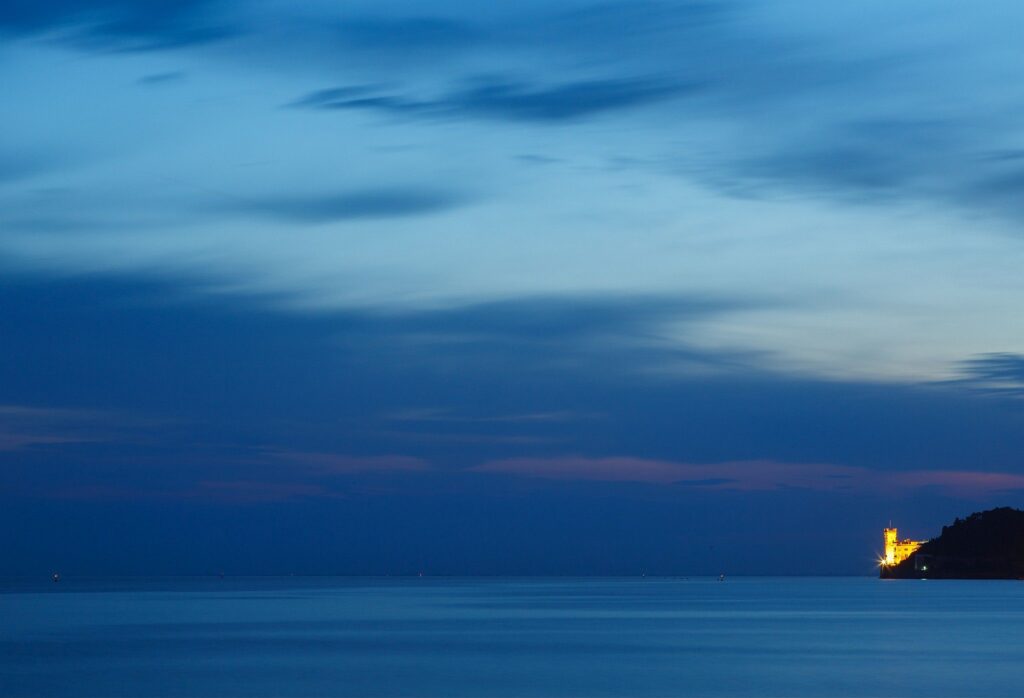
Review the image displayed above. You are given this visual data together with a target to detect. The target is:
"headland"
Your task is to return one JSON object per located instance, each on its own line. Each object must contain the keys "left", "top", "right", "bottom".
{"left": 880, "top": 507, "right": 1024, "bottom": 579}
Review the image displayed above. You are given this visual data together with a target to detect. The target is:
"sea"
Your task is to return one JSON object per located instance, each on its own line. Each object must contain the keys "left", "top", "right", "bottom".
{"left": 2, "top": 576, "right": 1022, "bottom": 697}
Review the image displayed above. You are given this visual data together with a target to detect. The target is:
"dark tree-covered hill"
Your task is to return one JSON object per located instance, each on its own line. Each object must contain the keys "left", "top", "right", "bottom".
{"left": 882, "top": 507, "right": 1024, "bottom": 579}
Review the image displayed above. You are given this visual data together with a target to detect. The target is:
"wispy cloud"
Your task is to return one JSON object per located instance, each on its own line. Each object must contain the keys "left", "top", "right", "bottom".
{"left": 0, "top": 0, "right": 234, "bottom": 51}
{"left": 369, "top": 430, "right": 556, "bottom": 446}
{"left": 50, "top": 480, "right": 337, "bottom": 503}
{"left": 473, "top": 456, "right": 1024, "bottom": 497}
{"left": 329, "top": 16, "right": 483, "bottom": 52}
{"left": 213, "top": 188, "right": 469, "bottom": 224}
{"left": 951, "top": 353, "right": 1024, "bottom": 397}
{"left": 264, "top": 450, "right": 430, "bottom": 474}
{"left": 473, "top": 457, "right": 861, "bottom": 490}
{"left": 384, "top": 408, "right": 594, "bottom": 424}
{"left": 38, "top": 450, "right": 432, "bottom": 503}
{"left": 292, "top": 77, "right": 695, "bottom": 123}
{"left": 189, "top": 480, "right": 336, "bottom": 503}
{"left": 0, "top": 151, "right": 56, "bottom": 184}
{"left": 884, "top": 470, "right": 1024, "bottom": 495}
{"left": 137, "top": 71, "right": 186, "bottom": 86}
{"left": 0, "top": 403, "right": 127, "bottom": 451}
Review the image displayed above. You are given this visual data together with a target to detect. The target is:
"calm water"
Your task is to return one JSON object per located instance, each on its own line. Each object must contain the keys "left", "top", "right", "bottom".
{"left": 2, "top": 576, "right": 1022, "bottom": 697}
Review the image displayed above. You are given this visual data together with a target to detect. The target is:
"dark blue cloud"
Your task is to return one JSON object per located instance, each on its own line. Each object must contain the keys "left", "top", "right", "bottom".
{"left": 331, "top": 16, "right": 482, "bottom": 52}
{"left": 293, "top": 77, "right": 695, "bottom": 122}
{"left": 2, "top": 271, "right": 1023, "bottom": 574}
{"left": 953, "top": 353, "right": 1024, "bottom": 397}
{"left": 137, "top": 70, "right": 186, "bottom": 85}
{"left": 963, "top": 167, "right": 1024, "bottom": 219}
{"left": 264, "top": 2, "right": 727, "bottom": 73}
{"left": 706, "top": 119, "right": 968, "bottom": 202}
{"left": 2, "top": 271, "right": 1023, "bottom": 473}
{"left": 539, "top": 0, "right": 726, "bottom": 35}
{"left": 0, "top": 151, "right": 55, "bottom": 183}
{"left": 0, "top": 0, "right": 233, "bottom": 51}
{"left": 667, "top": 110, "right": 1024, "bottom": 225}
{"left": 378, "top": 295, "right": 750, "bottom": 340}
{"left": 217, "top": 188, "right": 469, "bottom": 224}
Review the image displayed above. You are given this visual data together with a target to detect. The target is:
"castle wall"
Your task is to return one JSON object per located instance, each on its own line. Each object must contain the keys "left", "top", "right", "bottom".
{"left": 882, "top": 527, "right": 925, "bottom": 567}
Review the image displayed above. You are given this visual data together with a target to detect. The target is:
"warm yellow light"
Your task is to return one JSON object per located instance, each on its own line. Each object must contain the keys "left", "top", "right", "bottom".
{"left": 882, "top": 526, "right": 925, "bottom": 568}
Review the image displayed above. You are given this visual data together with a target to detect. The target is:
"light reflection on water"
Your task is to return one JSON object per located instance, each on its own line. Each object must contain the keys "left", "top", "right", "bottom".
{"left": 2, "top": 577, "right": 1022, "bottom": 697}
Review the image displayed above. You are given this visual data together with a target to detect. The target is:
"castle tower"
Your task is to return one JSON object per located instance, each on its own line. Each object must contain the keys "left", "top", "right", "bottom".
{"left": 883, "top": 527, "right": 898, "bottom": 566}
{"left": 882, "top": 526, "right": 924, "bottom": 568}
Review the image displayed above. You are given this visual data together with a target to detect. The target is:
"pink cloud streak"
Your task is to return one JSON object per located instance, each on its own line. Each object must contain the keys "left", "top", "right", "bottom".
{"left": 473, "top": 456, "right": 1024, "bottom": 497}
{"left": 50, "top": 480, "right": 337, "bottom": 503}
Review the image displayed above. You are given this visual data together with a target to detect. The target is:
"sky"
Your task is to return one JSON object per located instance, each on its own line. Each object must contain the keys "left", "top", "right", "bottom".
{"left": 2, "top": 0, "right": 1024, "bottom": 576}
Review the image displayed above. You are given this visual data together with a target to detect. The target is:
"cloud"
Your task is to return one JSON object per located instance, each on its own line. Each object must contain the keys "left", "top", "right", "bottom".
{"left": 370, "top": 293, "right": 757, "bottom": 343}
{"left": 368, "top": 430, "right": 557, "bottom": 446}
{"left": 0, "top": 151, "right": 55, "bottom": 184}
{"left": 950, "top": 353, "right": 1024, "bottom": 396}
{"left": 473, "top": 456, "right": 1024, "bottom": 497}
{"left": 473, "top": 457, "right": 862, "bottom": 489}
{"left": 960, "top": 353, "right": 1024, "bottom": 382}
{"left": 216, "top": 188, "right": 468, "bottom": 224}
{"left": 384, "top": 408, "right": 592, "bottom": 424}
{"left": 884, "top": 470, "right": 1024, "bottom": 495}
{"left": 273, "top": 3, "right": 1024, "bottom": 224}
{"left": 0, "top": 0, "right": 233, "bottom": 51}
{"left": 697, "top": 117, "right": 1024, "bottom": 219}
{"left": 13, "top": 1, "right": 1024, "bottom": 223}
{"left": 292, "top": 76, "right": 695, "bottom": 123}
{"left": 285, "top": 5, "right": 1024, "bottom": 224}
{"left": 719, "top": 119, "right": 961, "bottom": 201}
{"left": 327, "top": 292, "right": 770, "bottom": 383}
{"left": 260, "top": 2, "right": 726, "bottom": 73}
{"left": 0, "top": 432, "right": 99, "bottom": 451}
{"left": 5, "top": 274, "right": 1024, "bottom": 480}
{"left": 137, "top": 71, "right": 185, "bottom": 85}
{"left": 264, "top": 451, "right": 430, "bottom": 474}
{"left": 0, "top": 403, "right": 126, "bottom": 451}
{"left": 50, "top": 480, "right": 336, "bottom": 503}
{"left": 189, "top": 480, "right": 334, "bottom": 503}
{"left": 330, "top": 16, "right": 483, "bottom": 52}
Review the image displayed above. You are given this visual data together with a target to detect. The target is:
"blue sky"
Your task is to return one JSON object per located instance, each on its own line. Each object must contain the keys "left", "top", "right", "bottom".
{"left": 2, "top": 0, "right": 1024, "bottom": 575}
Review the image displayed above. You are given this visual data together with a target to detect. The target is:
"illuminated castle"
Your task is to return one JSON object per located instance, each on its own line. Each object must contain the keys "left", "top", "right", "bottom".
{"left": 881, "top": 526, "right": 926, "bottom": 567}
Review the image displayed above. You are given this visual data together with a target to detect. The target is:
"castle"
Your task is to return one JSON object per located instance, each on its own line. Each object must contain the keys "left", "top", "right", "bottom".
{"left": 881, "top": 527, "right": 926, "bottom": 568}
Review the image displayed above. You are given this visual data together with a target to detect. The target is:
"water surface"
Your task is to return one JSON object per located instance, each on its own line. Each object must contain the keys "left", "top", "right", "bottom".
{"left": 2, "top": 577, "right": 1021, "bottom": 697}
